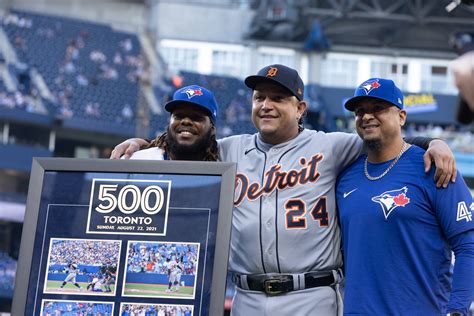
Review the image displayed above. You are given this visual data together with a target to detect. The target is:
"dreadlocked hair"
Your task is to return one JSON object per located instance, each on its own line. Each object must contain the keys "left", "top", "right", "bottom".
{"left": 147, "top": 131, "right": 219, "bottom": 161}
{"left": 204, "top": 134, "right": 219, "bottom": 161}
{"left": 147, "top": 132, "right": 166, "bottom": 150}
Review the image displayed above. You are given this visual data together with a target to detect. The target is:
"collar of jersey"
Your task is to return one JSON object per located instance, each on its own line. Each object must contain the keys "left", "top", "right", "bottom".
{"left": 256, "top": 129, "right": 306, "bottom": 151}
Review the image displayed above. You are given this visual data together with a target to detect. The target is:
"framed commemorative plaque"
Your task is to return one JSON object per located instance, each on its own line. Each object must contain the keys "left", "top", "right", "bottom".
{"left": 13, "top": 158, "right": 236, "bottom": 316}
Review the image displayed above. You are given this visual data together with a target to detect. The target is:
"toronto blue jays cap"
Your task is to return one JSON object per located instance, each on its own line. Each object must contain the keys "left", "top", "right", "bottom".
{"left": 165, "top": 85, "right": 218, "bottom": 123}
{"left": 244, "top": 64, "right": 305, "bottom": 101}
{"left": 344, "top": 78, "right": 404, "bottom": 111}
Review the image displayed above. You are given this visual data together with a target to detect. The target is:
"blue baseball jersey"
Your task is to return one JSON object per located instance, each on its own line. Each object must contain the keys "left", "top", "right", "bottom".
{"left": 336, "top": 145, "right": 474, "bottom": 315}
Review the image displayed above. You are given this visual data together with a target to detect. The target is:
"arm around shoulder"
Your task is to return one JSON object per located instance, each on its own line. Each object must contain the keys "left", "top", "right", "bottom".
{"left": 406, "top": 137, "right": 457, "bottom": 188}
{"left": 110, "top": 138, "right": 151, "bottom": 159}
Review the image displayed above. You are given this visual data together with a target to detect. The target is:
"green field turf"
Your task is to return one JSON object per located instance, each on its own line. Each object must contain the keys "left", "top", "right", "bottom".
{"left": 45, "top": 281, "right": 115, "bottom": 294}
{"left": 124, "top": 283, "right": 194, "bottom": 297}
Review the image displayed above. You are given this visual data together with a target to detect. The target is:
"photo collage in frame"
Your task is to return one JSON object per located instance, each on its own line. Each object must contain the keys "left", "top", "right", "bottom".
{"left": 13, "top": 159, "right": 235, "bottom": 316}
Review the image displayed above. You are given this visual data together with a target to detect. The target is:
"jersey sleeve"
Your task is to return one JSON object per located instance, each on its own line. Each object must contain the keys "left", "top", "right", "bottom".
{"left": 217, "top": 138, "right": 226, "bottom": 160}
{"left": 217, "top": 135, "right": 250, "bottom": 162}
{"left": 129, "top": 148, "right": 164, "bottom": 160}
{"left": 433, "top": 173, "right": 474, "bottom": 239}
{"left": 327, "top": 132, "right": 364, "bottom": 173}
{"left": 446, "top": 230, "right": 474, "bottom": 315}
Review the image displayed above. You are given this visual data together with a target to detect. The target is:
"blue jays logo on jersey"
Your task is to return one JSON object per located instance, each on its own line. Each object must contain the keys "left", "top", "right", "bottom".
{"left": 371, "top": 186, "right": 410, "bottom": 219}
{"left": 184, "top": 88, "right": 203, "bottom": 99}
{"left": 360, "top": 79, "right": 381, "bottom": 94}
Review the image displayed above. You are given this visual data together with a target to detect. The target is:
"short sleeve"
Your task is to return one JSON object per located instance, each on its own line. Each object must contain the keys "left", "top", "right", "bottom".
{"left": 328, "top": 132, "right": 364, "bottom": 173}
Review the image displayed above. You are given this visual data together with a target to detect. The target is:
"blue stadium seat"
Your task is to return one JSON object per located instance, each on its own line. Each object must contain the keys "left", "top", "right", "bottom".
{"left": 2, "top": 10, "right": 141, "bottom": 136}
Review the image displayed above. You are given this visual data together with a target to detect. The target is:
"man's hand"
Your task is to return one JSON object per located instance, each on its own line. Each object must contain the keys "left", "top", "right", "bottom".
{"left": 423, "top": 139, "right": 457, "bottom": 188}
{"left": 110, "top": 138, "right": 150, "bottom": 159}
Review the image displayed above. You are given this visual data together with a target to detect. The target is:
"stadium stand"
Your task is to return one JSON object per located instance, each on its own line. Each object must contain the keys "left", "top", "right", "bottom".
{"left": 127, "top": 242, "right": 197, "bottom": 275}
{"left": 0, "top": 252, "right": 16, "bottom": 299}
{"left": 121, "top": 304, "right": 192, "bottom": 316}
{"left": 1, "top": 10, "right": 141, "bottom": 136}
{"left": 41, "top": 301, "right": 112, "bottom": 315}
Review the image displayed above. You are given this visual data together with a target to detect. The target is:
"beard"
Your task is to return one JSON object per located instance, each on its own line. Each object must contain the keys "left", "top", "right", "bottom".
{"left": 166, "top": 127, "right": 213, "bottom": 161}
{"left": 364, "top": 138, "right": 382, "bottom": 152}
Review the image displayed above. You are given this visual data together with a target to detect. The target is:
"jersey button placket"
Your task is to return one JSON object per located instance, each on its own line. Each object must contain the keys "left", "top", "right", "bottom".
{"left": 262, "top": 150, "right": 279, "bottom": 271}
{"left": 262, "top": 193, "right": 277, "bottom": 271}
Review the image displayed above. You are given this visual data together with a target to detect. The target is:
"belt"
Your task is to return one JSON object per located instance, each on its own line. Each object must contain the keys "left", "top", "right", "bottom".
{"left": 233, "top": 272, "right": 336, "bottom": 296}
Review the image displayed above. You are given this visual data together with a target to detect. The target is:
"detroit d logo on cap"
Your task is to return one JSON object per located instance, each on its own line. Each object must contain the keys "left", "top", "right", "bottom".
{"left": 87, "top": 179, "right": 171, "bottom": 236}
{"left": 266, "top": 67, "right": 278, "bottom": 77}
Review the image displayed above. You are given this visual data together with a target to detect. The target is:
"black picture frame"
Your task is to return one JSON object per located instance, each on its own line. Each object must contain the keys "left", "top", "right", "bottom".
{"left": 13, "top": 158, "right": 236, "bottom": 316}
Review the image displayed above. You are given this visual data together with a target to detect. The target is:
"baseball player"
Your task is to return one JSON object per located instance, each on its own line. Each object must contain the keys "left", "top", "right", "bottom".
{"left": 337, "top": 78, "right": 474, "bottom": 315}
{"left": 173, "top": 258, "right": 184, "bottom": 292}
{"left": 127, "top": 84, "right": 218, "bottom": 162}
{"left": 87, "top": 274, "right": 98, "bottom": 291}
{"left": 112, "top": 65, "right": 456, "bottom": 315}
{"left": 60, "top": 263, "right": 82, "bottom": 290}
{"left": 164, "top": 257, "right": 177, "bottom": 293}
{"left": 103, "top": 269, "right": 114, "bottom": 292}
{"left": 87, "top": 274, "right": 104, "bottom": 292}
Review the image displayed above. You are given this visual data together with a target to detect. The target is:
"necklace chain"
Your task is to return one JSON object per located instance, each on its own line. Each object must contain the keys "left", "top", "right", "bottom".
{"left": 364, "top": 142, "right": 408, "bottom": 181}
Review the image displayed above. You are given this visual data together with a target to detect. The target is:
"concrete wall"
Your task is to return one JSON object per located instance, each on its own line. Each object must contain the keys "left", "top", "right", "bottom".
{"left": 154, "top": 1, "right": 254, "bottom": 43}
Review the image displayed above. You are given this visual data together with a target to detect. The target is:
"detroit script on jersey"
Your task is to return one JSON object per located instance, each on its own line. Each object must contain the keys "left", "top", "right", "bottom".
{"left": 218, "top": 129, "right": 363, "bottom": 275}
{"left": 234, "top": 154, "right": 323, "bottom": 205}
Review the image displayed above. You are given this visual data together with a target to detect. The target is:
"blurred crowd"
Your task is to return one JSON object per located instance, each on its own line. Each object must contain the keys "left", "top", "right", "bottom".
{"left": 121, "top": 304, "right": 192, "bottom": 316}
{"left": 1, "top": 12, "right": 142, "bottom": 125}
{"left": 0, "top": 90, "right": 40, "bottom": 113}
{"left": 42, "top": 301, "right": 112, "bottom": 316}
{"left": 0, "top": 251, "right": 16, "bottom": 296}
{"left": 127, "top": 242, "right": 198, "bottom": 275}
{"left": 405, "top": 123, "right": 473, "bottom": 153}
{"left": 49, "top": 239, "right": 120, "bottom": 266}
{"left": 336, "top": 118, "right": 473, "bottom": 154}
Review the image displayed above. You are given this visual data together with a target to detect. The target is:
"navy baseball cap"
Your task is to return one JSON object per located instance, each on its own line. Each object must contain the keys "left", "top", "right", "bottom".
{"left": 244, "top": 64, "right": 304, "bottom": 101}
{"left": 165, "top": 85, "right": 218, "bottom": 123}
{"left": 344, "top": 78, "right": 404, "bottom": 111}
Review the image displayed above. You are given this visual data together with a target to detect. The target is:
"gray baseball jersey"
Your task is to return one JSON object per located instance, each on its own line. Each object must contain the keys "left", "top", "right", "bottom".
{"left": 219, "top": 129, "right": 362, "bottom": 275}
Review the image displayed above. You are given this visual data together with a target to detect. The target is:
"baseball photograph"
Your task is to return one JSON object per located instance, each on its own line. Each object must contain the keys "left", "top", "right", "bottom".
{"left": 122, "top": 241, "right": 199, "bottom": 299}
{"left": 120, "top": 303, "right": 193, "bottom": 316}
{"left": 40, "top": 299, "right": 113, "bottom": 316}
{"left": 43, "top": 238, "right": 121, "bottom": 296}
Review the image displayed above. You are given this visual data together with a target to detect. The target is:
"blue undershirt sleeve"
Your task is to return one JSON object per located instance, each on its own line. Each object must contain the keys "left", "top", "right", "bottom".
{"left": 447, "top": 229, "right": 474, "bottom": 315}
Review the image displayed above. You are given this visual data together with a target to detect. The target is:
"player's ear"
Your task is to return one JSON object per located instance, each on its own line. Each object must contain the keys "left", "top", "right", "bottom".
{"left": 210, "top": 122, "right": 216, "bottom": 135}
{"left": 297, "top": 100, "right": 307, "bottom": 120}
{"left": 399, "top": 109, "right": 407, "bottom": 126}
